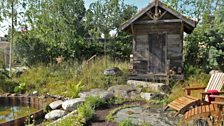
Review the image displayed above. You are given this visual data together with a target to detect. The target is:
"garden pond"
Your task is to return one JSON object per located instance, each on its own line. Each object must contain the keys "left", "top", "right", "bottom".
{"left": 0, "top": 105, "right": 38, "bottom": 123}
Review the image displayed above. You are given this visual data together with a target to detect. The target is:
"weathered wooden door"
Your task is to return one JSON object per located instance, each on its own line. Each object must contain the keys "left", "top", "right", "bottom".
{"left": 148, "top": 34, "right": 166, "bottom": 73}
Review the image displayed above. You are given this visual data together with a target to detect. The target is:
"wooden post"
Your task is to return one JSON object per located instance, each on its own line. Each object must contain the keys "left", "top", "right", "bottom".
{"left": 166, "top": 59, "right": 170, "bottom": 85}
{"left": 154, "top": 0, "right": 159, "bottom": 20}
{"left": 9, "top": 0, "right": 14, "bottom": 74}
{"left": 131, "top": 23, "right": 135, "bottom": 74}
{"left": 2, "top": 48, "right": 5, "bottom": 66}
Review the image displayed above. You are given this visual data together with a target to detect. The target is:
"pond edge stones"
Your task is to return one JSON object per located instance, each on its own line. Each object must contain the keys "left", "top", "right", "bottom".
{"left": 49, "top": 100, "right": 63, "bottom": 110}
{"left": 45, "top": 110, "right": 67, "bottom": 120}
{"left": 62, "top": 98, "right": 85, "bottom": 111}
{"left": 78, "top": 88, "right": 114, "bottom": 100}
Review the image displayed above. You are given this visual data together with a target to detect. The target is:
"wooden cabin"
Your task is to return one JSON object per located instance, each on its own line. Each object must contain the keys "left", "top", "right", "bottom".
{"left": 120, "top": 0, "right": 196, "bottom": 82}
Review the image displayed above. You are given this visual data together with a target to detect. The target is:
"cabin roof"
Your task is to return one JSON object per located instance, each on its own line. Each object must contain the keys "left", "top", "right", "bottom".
{"left": 120, "top": 0, "right": 197, "bottom": 34}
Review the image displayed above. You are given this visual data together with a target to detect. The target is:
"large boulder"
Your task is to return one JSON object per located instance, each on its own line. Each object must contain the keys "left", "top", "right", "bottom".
{"left": 140, "top": 92, "right": 166, "bottom": 101}
{"left": 49, "top": 100, "right": 63, "bottom": 110}
{"left": 78, "top": 88, "right": 114, "bottom": 100}
{"left": 108, "top": 85, "right": 138, "bottom": 99}
{"left": 127, "top": 80, "right": 170, "bottom": 93}
{"left": 45, "top": 110, "right": 67, "bottom": 120}
{"left": 104, "top": 67, "right": 122, "bottom": 76}
{"left": 62, "top": 98, "right": 85, "bottom": 111}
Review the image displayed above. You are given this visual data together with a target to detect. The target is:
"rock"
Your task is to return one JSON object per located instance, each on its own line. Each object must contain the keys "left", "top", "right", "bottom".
{"left": 79, "top": 89, "right": 104, "bottom": 98}
{"left": 113, "top": 106, "right": 179, "bottom": 126}
{"left": 14, "top": 66, "right": 29, "bottom": 77}
{"left": 45, "top": 110, "right": 67, "bottom": 120}
{"left": 140, "top": 92, "right": 166, "bottom": 100}
{"left": 49, "top": 100, "right": 63, "bottom": 110}
{"left": 99, "top": 91, "right": 114, "bottom": 100}
{"left": 127, "top": 80, "right": 170, "bottom": 93}
{"left": 32, "top": 91, "right": 38, "bottom": 96}
{"left": 47, "top": 110, "right": 78, "bottom": 125}
{"left": 104, "top": 67, "right": 122, "bottom": 76}
{"left": 79, "top": 88, "right": 114, "bottom": 100}
{"left": 10, "top": 93, "right": 18, "bottom": 96}
{"left": 62, "top": 98, "right": 85, "bottom": 111}
{"left": 2, "top": 93, "right": 10, "bottom": 96}
{"left": 108, "top": 85, "right": 137, "bottom": 99}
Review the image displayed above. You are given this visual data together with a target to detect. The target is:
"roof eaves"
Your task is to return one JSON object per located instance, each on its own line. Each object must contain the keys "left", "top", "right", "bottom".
{"left": 120, "top": 2, "right": 155, "bottom": 30}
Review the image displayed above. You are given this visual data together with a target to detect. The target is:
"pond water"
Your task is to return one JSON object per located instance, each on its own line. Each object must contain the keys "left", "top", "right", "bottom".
{"left": 0, "top": 105, "right": 38, "bottom": 123}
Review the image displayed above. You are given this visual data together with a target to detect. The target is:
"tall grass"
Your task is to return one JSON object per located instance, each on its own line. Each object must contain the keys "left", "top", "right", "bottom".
{"left": 14, "top": 57, "right": 129, "bottom": 97}
{"left": 166, "top": 73, "right": 210, "bottom": 103}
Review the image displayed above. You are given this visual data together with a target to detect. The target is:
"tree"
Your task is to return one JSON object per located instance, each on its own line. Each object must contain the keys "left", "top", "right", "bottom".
{"left": 85, "top": 0, "right": 137, "bottom": 58}
{"left": 0, "top": 0, "right": 22, "bottom": 72}
{"left": 20, "top": 0, "right": 86, "bottom": 60}
{"left": 162, "top": 0, "right": 222, "bottom": 22}
{"left": 183, "top": 0, "right": 224, "bottom": 71}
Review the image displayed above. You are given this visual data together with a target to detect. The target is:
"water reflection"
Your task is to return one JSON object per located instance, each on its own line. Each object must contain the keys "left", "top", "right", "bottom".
{"left": 0, "top": 105, "right": 38, "bottom": 123}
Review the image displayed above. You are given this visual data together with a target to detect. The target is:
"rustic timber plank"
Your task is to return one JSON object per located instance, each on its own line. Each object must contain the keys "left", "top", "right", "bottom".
{"left": 134, "top": 19, "right": 182, "bottom": 24}
{"left": 206, "top": 105, "right": 210, "bottom": 112}
{"left": 202, "top": 106, "right": 206, "bottom": 113}
{"left": 168, "top": 105, "right": 181, "bottom": 111}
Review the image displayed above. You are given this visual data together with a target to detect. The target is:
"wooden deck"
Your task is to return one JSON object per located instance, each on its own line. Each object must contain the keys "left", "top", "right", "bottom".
{"left": 128, "top": 73, "right": 184, "bottom": 83}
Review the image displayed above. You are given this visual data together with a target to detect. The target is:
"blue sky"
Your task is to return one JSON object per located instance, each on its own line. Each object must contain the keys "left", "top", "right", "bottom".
{"left": 84, "top": 0, "right": 151, "bottom": 10}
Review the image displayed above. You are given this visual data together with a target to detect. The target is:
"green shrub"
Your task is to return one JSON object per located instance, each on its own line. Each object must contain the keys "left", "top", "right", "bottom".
{"left": 119, "top": 119, "right": 135, "bottom": 126}
{"left": 53, "top": 115, "right": 84, "bottom": 126}
{"left": 0, "top": 69, "right": 10, "bottom": 80}
{"left": 77, "top": 103, "right": 95, "bottom": 121}
{"left": 184, "top": 64, "right": 202, "bottom": 78}
{"left": 85, "top": 96, "right": 107, "bottom": 109}
{"left": 0, "top": 80, "right": 19, "bottom": 93}
{"left": 69, "top": 81, "right": 82, "bottom": 98}
{"left": 14, "top": 82, "right": 27, "bottom": 94}
{"left": 15, "top": 34, "right": 50, "bottom": 65}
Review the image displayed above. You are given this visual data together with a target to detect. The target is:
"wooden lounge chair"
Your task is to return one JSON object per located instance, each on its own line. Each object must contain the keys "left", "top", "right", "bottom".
{"left": 183, "top": 95, "right": 224, "bottom": 125}
{"left": 164, "top": 72, "right": 224, "bottom": 116}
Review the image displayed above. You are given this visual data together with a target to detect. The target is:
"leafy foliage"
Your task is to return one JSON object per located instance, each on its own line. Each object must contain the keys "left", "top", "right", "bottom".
{"left": 15, "top": 34, "right": 50, "bottom": 65}
{"left": 0, "top": 79, "right": 19, "bottom": 93}
{"left": 162, "top": 0, "right": 224, "bottom": 72}
{"left": 69, "top": 81, "right": 82, "bottom": 98}
{"left": 85, "top": 96, "right": 107, "bottom": 109}
{"left": 14, "top": 82, "right": 26, "bottom": 93}
{"left": 77, "top": 102, "right": 95, "bottom": 122}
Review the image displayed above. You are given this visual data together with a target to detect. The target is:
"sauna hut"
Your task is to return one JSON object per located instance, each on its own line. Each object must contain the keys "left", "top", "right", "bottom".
{"left": 120, "top": 0, "right": 196, "bottom": 81}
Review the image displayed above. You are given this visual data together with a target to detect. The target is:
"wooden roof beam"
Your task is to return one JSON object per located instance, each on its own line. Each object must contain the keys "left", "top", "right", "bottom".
{"left": 158, "top": 11, "right": 167, "bottom": 20}
{"left": 134, "top": 19, "right": 182, "bottom": 25}
{"left": 146, "top": 11, "right": 154, "bottom": 20}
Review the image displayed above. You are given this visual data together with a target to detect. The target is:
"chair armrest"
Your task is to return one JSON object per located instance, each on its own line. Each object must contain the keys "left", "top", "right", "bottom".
{"left": 201, "top": 91, "right": 224, "bottom": 95}
{"left": 211, "top": 101, "right": 224, "bottom": 105}
{"left": 184, "top": 87, "right": 206, "bottom": 95}
{"left": 210, "top": 95, "right": 224, "bottom": 99}
{"left": 184, "top": 87, "right": 206, "bottom": 90}
{"left": 201, "top": 92, "right": 224, "bottom": 101}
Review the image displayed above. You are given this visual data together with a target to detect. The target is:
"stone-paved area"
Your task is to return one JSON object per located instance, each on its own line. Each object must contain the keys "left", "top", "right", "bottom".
{"left": 114, "top": 106, "right": 181, "bottom": 126}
